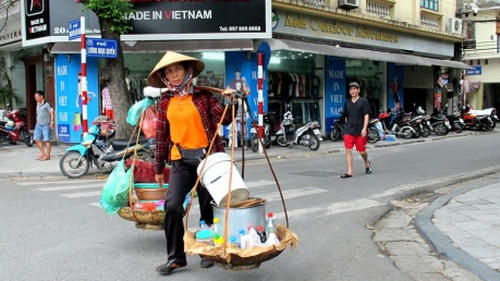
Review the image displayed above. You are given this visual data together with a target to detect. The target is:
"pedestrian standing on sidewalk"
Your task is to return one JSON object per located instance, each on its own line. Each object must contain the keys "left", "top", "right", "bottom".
{"left": 340, "top": 82, "right": 372, "bottom": 178}
{"left": 33, "top": 90, "right": 54, "bottom": 161}
{"left": 149, "top": 51, "right": 238, "bottom": 275}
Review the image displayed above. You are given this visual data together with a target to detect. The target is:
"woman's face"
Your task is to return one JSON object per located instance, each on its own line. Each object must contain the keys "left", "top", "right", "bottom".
{"left": 163, "top": 62, "right": 187, "bottom": 86}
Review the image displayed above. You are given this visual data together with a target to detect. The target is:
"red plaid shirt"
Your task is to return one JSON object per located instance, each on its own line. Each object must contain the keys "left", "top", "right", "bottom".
{"left": 153, "top": 87, "right": 235, "bottom": 174}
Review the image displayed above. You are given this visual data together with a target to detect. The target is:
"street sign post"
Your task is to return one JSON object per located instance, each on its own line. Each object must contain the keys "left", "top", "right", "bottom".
{"left": 86, "top": 38, "right": 118, "bottom": 58}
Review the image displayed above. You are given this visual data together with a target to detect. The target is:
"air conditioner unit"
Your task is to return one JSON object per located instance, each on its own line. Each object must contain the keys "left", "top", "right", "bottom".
{"left": 339, "top": 0, "right": 360, "bottom": 10}
{"left": 447, "top": 17, "right": 463, "bottom": 35}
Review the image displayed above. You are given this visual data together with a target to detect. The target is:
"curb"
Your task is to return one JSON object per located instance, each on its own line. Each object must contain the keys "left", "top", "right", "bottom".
{"left": 414, "top": 166, "right": 500, "bottom": 281}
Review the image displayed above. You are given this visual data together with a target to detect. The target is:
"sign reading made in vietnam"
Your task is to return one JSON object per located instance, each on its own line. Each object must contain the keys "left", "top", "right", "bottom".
{"left": 21, "top": 0, "right": 272, "bottom": 46}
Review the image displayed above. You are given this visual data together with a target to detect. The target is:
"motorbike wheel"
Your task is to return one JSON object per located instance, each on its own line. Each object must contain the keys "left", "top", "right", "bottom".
{"left": 307, "top": 134, "right": 320, "bottom": 151}
{"left": 276, "top": 135, "right": 289, "bottom": 147}
{"left": 20, "top": 128, "right": 34, "bottom": 147}
{"left": 251, "top": 134, "right": 259, "bottom": 152}
{"left": 330, "top": 129, "right": 342, "bottom": 141}
{"left": 452, "top": 122, "right": 464, "bottom": 133}
{"left": 264, "top": 135, "right": 271, "bottom": 149}
{"left": 434, "top": 123, "right": 449, "bottom": 136}
{"left": 411, "top": 125, "right": 421, "bottom": 138}
{"left": 401, "top": 127, "right": 413, "bottom": 139}
{"left": 59, "top": 151, "right": 90, "bottom": 178}
{"left": 367, "top": 128, "right": 380, "bottom": 144}
{"left": 421, "top": 125, "right": 431, "bottom": 137}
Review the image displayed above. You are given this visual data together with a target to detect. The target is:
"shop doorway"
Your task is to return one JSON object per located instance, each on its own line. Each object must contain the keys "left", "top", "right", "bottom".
{"left": 24, "top": 56, "right": 54, "bottom": 131}
{"left": 403, "top": 88, "right": 427, "bottom": 113}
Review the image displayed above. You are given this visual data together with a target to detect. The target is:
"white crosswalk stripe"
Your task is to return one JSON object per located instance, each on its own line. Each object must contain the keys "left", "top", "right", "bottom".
{"left": 18, "top": 179, "right": 383, "bottom": 220}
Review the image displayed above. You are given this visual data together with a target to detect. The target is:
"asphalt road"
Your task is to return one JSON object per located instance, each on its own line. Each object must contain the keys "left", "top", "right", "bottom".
{"left": 0, "top": 131, "right": 498, "bottom": 280}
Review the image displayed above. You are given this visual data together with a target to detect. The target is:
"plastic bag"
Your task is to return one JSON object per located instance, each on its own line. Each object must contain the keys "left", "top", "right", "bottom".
{"left": 141, "top": 106, "right": 158, "bottom": 138}
{"left": 100, "top": 159, "right": 135, "bottom": 214}
{"left": 125, "top": 159, "right": 170, "bottom": 183}
{"left": 127, "top": 98, "right": 154, "bottom": 126}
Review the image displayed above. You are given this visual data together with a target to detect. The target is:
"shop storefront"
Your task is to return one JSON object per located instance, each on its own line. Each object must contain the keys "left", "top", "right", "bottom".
{"left": 264, "top": 9, "right": 471, "bottom": 132}
{"left": 19, "top": 0, "right": 271, "bottom": 143}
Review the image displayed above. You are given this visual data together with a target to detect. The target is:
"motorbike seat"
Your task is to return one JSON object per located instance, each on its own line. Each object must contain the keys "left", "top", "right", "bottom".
{"left": 111, "top": 136, "right": 149, "bottom": 150}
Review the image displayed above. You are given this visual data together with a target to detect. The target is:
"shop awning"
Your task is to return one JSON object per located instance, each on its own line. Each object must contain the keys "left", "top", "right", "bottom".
{"left": 50, "top": 39, "right": 254, "bottom": 54}
{"left": 262, "top": 39, "right": 473, "bottom": 69}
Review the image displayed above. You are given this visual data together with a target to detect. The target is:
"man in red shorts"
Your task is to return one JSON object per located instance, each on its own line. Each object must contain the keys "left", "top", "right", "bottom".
{"left": 341, "top": 81, "right": 372, "bottom": 178}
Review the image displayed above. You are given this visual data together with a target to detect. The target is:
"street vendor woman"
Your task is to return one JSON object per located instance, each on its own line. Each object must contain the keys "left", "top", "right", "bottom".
{"left": 150, "top": 51, "right": 238, "bottom": 275}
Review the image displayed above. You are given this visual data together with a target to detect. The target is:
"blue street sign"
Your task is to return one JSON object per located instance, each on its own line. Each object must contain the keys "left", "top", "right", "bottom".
{"left": 465, "top": 65, "right": 482, "bottom": 76}
{"left": 86, "top": 38, "right": 118, "bottom": 58}
{"left": 68, "top": 18, "right": 81, "bottom": 41}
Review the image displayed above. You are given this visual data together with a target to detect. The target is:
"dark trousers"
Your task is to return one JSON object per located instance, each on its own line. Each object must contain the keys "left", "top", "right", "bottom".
{"left": 164, "top": 160, "right": 214, "bottom": 261}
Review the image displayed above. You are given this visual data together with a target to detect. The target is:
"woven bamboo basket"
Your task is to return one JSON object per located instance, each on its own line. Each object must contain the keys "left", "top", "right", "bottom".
{"left": 118, "top": 206, "right": 164, "bottom": 230}
{"left": 184, "top": 224, "right": 299, "bottom": 270}
{"left": 134, "top": 188, "right": 168, "bottom": 200}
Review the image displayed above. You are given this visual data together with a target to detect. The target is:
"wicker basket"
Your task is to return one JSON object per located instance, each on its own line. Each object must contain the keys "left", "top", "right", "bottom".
{"left": 184, "top": 224, "right": 299, "bottom": 270}
{"left": 134, "top": 186, "right": 168, "bottom": 200}
{"left": 118, "top": 206, "right": 164, "bottom": 230}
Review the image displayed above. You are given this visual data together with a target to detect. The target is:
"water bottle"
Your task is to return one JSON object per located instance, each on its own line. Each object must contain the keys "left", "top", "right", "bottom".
{"left": 213, "top": 233, "right": 224, "bottom": 245}
{"left": 212, "top": 217, "right": 220, "bottom": 235}
{"left": 229, "top": 235, "right": 239, "bottom": 248}
{"left": 266, "top": 212, "right": 276, "bottom": 235}
{"left": 256, "top": 225, "right": 267, "bottom": 243}
{"left": 199, "top": 220, "right": 209, "bottom": 230}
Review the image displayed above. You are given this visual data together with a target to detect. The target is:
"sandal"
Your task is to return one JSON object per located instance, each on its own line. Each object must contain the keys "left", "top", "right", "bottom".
{"left": 366, "top": 162, "right": 372, "bottom": 174}
{"left": 340, "top": 173, "right": 353, "bottom": 178}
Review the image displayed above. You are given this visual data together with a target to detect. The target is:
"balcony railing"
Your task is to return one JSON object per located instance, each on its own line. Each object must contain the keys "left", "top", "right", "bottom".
{"left": 366, "top": 1, "right": 391, "bottom": 18}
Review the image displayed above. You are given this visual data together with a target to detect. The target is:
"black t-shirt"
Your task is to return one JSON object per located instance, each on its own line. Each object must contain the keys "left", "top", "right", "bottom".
{"left": 344, "top": 97, "right": 371, "bottom": 136}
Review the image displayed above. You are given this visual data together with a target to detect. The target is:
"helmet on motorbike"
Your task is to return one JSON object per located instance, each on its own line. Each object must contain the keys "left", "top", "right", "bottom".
{"left": 5, "top": 120, "right": 14, "bottom": 130}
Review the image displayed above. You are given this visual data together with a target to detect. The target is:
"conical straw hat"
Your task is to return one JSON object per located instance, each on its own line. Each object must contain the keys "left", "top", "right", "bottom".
{"left": 147, "top": 51, "right": 205, "bottom": 88}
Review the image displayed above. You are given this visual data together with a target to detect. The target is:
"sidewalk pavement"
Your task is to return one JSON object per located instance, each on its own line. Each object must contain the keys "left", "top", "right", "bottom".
{"left": 1, "top": 132, "right": 499, "bottom": 279}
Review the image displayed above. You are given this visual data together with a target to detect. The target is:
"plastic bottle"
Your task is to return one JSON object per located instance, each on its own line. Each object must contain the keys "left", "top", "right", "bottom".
{"left": 199, "top": 220, "right": 209, "bottom": 230}
{"left": 195, "top": 229, "right": 214, "bottom": 245}
{"left": 256, "top": 225, "right": 267, "bottom": 243}
{"left": 266, "top": 212, "right": 276, "bottom": 235}
{"left": 212, "top": 217, "right": 220, "bottom": 235}
{"left": 239, "top": 228, "right": 248, "bottom": 249}
{"left": 229, "top": 235, "right": 239, "bottom": 248}
{"left": 213, "top": 233, "right": 224, "bottom": 245}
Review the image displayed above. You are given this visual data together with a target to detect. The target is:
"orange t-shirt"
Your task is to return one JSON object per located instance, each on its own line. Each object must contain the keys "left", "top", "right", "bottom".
{"left": 167, "top": 94, "right": 208, "bottom": 160}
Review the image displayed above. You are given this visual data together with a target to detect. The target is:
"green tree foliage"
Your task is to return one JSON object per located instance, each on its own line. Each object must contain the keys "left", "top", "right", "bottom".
{"left": 79, "top": 0, "right": 136, "bottom": 139}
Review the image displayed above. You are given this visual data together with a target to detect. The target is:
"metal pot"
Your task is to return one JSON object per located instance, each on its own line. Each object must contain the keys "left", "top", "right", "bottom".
{"left": 211, "top": 198, "right": 266, "bottom": 241}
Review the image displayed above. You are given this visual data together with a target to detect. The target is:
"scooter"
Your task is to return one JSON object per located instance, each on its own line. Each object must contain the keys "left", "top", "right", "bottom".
{"left": 378, "top": 109, "right": 415, "bottom": 139}
{"left": 0, "top": 108, "right": 33, "bottom": 147}
{"left": 275, "top": 111, "right": 322, "bottom": 150}
{"left": 461, "top": 105, "right": 494, "bottom": 131}
{"left": 59, "top": 122, "right": 154, "bottom": 178}
{"left": 465, "top": 107, "right": 498, "bottom": 129}
{"left": 250, "top": 111, "right": 277, "bottom": 152}
{"left": 329, "top": 110, "right": 346, "bottom": 141}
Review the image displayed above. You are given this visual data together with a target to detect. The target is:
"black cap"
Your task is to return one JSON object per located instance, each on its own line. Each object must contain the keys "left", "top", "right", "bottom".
{"left": 349, "top": 82, "right": 360, "bottom": 88}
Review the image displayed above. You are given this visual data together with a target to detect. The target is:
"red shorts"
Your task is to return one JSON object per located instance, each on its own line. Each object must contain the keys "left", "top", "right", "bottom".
{"left": 344, "top": 134, "right": 367, "bottom": 152}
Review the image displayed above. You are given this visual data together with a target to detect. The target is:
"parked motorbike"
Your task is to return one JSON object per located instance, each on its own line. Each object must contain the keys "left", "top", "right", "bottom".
{"left": 367, "top": 118, "right": 382, "bottom": 143}
{"left": 427, "top": 107, "right": 451, "bottom": 136}
{"left": 250, "top": 111, "right": 277, "bottom": 152}
{"left": 378, "top": 109, "right": 415, "bottom": 139}
{"left": 441, "top": 105, "right": 465, "bottom": 133}
{"left": 461, "top": 105, "right": 494, "bottom": 131}
{"left": 0, "top": 108, "right": 33, "bottom": 147}
{"left": 329, "top": 111, "right": 346, "bottom": 141}
{"left": 59, "top": 122, "right": 154, "bottom": 178}
{"left": 464, "top": 107, "right": 498, "bottom": 129}
{"left": 275, "top": 111, "right": 322, "bottom": 150}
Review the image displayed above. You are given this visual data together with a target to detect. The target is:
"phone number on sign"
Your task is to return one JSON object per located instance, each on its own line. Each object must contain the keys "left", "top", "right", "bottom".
{"left": 219, "top": 26, "right": 261, "bottom": 32}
